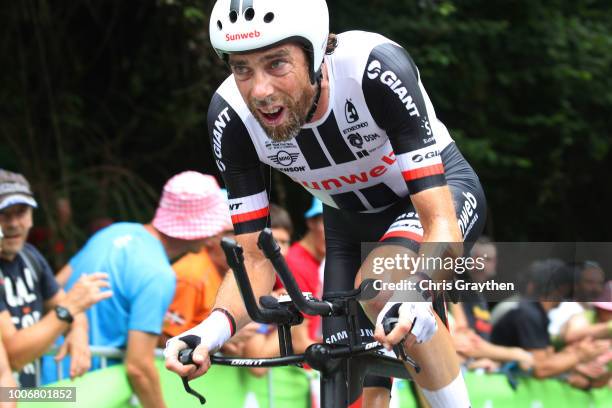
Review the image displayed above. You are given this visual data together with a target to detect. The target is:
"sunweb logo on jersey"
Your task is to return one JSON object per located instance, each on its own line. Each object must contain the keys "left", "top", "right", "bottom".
{"left": 367, "top": 60, "right": 382, "bottom": 79}
{"left": 345, "top": 99, "right": 359, "bottom": 123}
{"left": 268, "top": 151, "right": 299, "bottom": 167}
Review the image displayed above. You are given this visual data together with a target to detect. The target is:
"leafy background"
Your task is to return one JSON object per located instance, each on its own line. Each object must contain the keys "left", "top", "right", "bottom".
{"left": 1, "top": 0, "right": 611, "bottom": 266}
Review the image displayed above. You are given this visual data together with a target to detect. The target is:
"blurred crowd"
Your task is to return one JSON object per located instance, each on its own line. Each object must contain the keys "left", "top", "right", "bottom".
{"left": 0, "top": 168, "right": 610, "bottom": 408}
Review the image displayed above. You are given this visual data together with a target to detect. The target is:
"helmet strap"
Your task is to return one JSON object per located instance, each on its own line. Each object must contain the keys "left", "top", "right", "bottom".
{"left": 304, "top": 68, "right": 323, "bottom": 123}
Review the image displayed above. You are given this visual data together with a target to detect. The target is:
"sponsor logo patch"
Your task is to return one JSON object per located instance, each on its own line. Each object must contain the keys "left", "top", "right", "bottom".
{"left": 342, "top": 121, "right": 369, "bottom": 135}
{"left": 268, "top": 150, "right": 300, "bottom": 167}
{"left": 212, "top": 107, "right": 231, "bottom": 172}
{"left": 457, "top": 191, "right": 479, "bottom": 237}
{"left": 226, "top": 30, "right": 261, "bottom": 42}
{"left": 345, "top": 99, "right": 359, "bottom": 123}
{"left": 366, "top": 59, "right": 420, "bottom": 117}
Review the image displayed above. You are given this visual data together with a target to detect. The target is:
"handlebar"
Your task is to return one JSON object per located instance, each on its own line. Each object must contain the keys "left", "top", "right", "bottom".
{"left": 221, "top": 237, "right": 301, "bottom": 325}
{"left": 257, "top": 229, "right": 337, "bottom": 316}
{"left": 177, "top": 229, "right": 421, "bottom": 405}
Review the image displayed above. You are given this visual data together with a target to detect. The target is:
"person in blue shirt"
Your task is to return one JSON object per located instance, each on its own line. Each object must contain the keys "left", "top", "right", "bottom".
{"left": 52, "top": 171, "right": 233, "bottom": 408}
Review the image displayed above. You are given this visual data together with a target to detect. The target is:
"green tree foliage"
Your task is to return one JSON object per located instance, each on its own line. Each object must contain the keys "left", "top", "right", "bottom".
{"left": 330, "top": 0, "right": 612, "bottom": 240}
{"left": 0, "top": 1, "right": 611, "bottom": 266}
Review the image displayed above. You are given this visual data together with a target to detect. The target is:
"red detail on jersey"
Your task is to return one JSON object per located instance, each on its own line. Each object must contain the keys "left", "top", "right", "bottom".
{"left": 402, "top": 163, "right": 444, "bottom": 181}
{"left": 301, "top": 154, "right": 396, "bottom": 191}
{"left": 381, "top": 151, "right": 396, "bottom": 165}
{"left": 380, "top": 230, "right": 423, "bottom": 243}
{"left": 231, "top": 207, "right": 269, "bottom": 224}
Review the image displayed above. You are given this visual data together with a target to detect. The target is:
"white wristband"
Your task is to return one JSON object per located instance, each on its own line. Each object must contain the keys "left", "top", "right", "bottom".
{"left": 169, "top": 310, "right": 232, "bottom": 353}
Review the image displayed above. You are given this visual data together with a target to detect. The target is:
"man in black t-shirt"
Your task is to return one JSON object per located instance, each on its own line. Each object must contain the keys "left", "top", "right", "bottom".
{"left": 491, "top": 301, "right": 550, "bottom": 350}
{"left": 0, "top": 169, "right": 111, "bottom": 387}
{"left": 491, "top": 259, "right": 609, "bottom": 378}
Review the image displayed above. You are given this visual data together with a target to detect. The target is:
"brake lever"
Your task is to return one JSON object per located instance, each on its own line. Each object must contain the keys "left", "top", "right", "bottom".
{"left": 178, "top": 348, "right": 207, "bottom": 405}
{"left": 382, "top": 317, "right": 422, "bottom": 374}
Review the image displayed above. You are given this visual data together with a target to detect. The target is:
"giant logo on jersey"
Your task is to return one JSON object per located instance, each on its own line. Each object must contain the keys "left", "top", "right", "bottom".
{"left": 366, "top": 59, "right": 421, "bottom": 117}
{"left": 366, "top": 60, "right": 382, "bottom": 80}
{"left": 411, "top": 150, "right": 439, "bottom": 163}
{"left": 345, "top": 99, "right": 359, "bottom": 123}
{"left": 212, "top": 107, "right": 231, "bottom": 172}
{"left": 268, "top": 150, "right": 300, "bottom": 167}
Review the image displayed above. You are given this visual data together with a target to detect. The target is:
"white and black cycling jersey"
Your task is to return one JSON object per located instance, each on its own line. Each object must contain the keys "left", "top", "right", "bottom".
{"left": 208, "top": 31, "right": 455, "bottom": 234}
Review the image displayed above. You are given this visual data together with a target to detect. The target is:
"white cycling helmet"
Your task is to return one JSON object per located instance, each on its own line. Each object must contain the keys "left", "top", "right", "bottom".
{"left": 209, "top": 0, "right": 329, "bottom": 83}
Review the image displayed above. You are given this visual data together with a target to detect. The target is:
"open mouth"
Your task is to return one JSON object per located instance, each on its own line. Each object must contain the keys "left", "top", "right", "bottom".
{"left": 259, "top": 107, "right": 285, "bottom": 125}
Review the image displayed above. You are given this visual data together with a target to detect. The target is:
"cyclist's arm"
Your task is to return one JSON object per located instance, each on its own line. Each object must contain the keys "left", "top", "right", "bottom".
{"left": 363, "top": 42, "right": 462, "bottom": 259}
{"left": 212, "top": 231, "right": 277, "bottom": 329}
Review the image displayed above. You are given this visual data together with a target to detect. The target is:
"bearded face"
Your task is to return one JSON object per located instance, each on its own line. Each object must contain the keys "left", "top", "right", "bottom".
{"left": 229, "top": 43, "right": 317, "bottom": 142}
{"left": 248, "top": 83, "right": 315, "bottom": 142}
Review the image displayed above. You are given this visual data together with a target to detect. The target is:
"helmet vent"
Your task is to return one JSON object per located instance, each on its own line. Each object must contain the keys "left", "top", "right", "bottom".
{"left": 263, "top": 12, "right": 274, "bottom": 23}
{"left": 244, "top": 7, "right": 255, "bottom": 21}
{"left": 229, "top": 10, "right": 238, "bottom": 23}
{"left": 216, "top": 20, "right": 223, "bottom": 30}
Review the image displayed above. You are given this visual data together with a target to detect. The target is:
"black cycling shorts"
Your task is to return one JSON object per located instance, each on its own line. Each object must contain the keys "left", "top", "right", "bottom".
{"left": 321, "top": 142, "right": 487, "bottom": 390}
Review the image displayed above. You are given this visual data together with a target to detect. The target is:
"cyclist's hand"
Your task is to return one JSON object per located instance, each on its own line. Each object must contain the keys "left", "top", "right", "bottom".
{"left": 164, "top": 338, "right": 212, "bottom": 380}
{"left": 374, "top": 302, "right": 437, "bottom": 350}
{"left": 165, "top": 311, "right": 234, "bottom": 379}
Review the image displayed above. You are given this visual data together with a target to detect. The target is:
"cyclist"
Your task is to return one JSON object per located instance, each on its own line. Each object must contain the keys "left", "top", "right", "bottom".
{"left": 165, "top": 1, "right": 486, "bottom": 407}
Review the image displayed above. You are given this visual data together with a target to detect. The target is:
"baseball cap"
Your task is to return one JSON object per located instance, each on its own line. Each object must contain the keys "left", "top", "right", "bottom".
{"left": 0, "top": 170, "right": 38, "bottom": 212}
{"left": 593, "top": 281, "right": 612, "bottom": 311}
{"left": 152, "top": 171, "right": 232, "bottom": 240}
{"left": 304, "top": 198, "right": 323, "bottom": 219}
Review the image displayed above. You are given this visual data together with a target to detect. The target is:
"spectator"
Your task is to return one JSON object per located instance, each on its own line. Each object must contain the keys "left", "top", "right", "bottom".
{"left": 269, "top": 203, "right": 292, "bottom": 258}
{"left": 574, "top": 261, "right": 606, "bottom": 302}
{"left": 0, "top": 169, "right": 110, "bottom": 387}
{"left": 490, "top": 258, "right": 547, "bottom": 326}
{"left": 449, "top": 305, "right": 534, "bottom": 373}
{"left": 469, "top": 236, "right": 497, "bottom": 284}
{"left": 562, "top": 282, "right": 612, "bottom": 389}
{"left": 548, "top": 261, "right": 606, "bottom": 343}
{"left": 53, "top": 171, "right": 226, "bottom": 408}
{"left": 450, "top": 241, "right": 532, "bottom": 371}
{"left": 284, "top": 198, "right": 325, "bottom": 341}
{"left": 491, "top": 259, "right": 609, "bottom": 379}
{"left": 452, "top": 238, "right": 497, "bottom": 342}
{"left": 562, "top": 281, "right": 612, "bottom": 344}
{"left": 0, "top": 225, "right": 18, "bottom": 406}
{"left": 160, "top": 189, "right": 234, "bottom": 345}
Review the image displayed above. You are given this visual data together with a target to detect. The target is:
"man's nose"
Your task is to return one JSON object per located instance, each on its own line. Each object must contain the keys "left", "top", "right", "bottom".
{"left": 251, "top": 72, "right": 275, "bottom": 102}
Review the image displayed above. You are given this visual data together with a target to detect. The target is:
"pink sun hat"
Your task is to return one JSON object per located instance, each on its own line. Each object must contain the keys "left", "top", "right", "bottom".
{"left": 152, "top": 171, "right": 232, "bottom": 240}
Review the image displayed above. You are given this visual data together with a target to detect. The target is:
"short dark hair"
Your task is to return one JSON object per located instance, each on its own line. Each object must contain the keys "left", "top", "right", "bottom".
{"left": 270, "top": 204, "right": 293, "bottom": 235}
{"left": 527, "top": 259, "right": 573, "bottom": 299}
